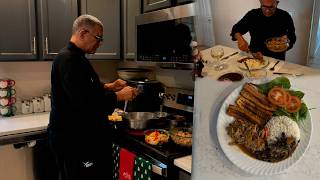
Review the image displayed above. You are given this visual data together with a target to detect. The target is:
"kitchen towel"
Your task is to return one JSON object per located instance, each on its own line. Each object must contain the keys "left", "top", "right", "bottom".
{"left": 112, "top": 143, "right": 120, "bottom": 180}
{"left": 133, "top": 157, "right": 152, "bottom": 180}
{"left": 119, "top": 148, "right": 136, "bottom": 180}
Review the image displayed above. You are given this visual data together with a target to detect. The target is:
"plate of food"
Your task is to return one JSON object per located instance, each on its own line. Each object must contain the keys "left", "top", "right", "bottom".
{"left": 216, "top": 76, "right": 312, "bottom": 175}
{"left": 237, "top": 57, "right": 269, "bottom": 70}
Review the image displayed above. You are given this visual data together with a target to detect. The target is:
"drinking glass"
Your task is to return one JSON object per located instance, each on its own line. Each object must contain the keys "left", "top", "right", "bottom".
{"left": 211, "top": 47, "right": 227, "bottom": 71}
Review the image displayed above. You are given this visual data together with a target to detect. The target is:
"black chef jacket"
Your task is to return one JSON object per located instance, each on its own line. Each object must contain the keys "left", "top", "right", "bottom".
{"left": 48, "top": 42, "right": 117, "bottom": 154}
{"left": 231, "top": 8, "right": 296, "bottom": 60}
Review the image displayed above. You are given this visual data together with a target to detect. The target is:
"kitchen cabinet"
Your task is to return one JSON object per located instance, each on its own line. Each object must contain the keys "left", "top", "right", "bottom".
{"left": 0, "top": 1, "right": 37, "bottom": 60}
{"left": 38, "top": 0, "right": 78, "bottom": 59}
{"left": 81, "top": 0, "right": 120, "bottom": 59}
{"left": 0, "top": 0, "right": 77, "bottom": 61}
{"left": 122, "top": 0, "right": 141, "bottom": 59}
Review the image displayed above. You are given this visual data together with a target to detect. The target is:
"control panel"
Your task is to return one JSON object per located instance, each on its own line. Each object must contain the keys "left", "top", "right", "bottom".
{"left": 162, "top": 87, "right": 194, "bottom": 113}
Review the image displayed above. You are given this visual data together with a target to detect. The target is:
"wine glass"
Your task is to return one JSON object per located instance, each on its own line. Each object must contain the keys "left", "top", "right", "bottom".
{"left": 211, "top": 47, "right": 227, "bottom": 71}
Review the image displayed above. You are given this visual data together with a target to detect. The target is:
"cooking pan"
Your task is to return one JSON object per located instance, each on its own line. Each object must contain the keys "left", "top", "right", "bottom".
{"left": 117, "top": 68, "right": 153, "bottom": 80}
{"left": 123, "top": 112, "right": 157, "bottom": 130}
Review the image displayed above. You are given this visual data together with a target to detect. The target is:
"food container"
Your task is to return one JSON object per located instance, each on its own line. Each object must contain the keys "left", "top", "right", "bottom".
{"left": 144, "top": 129, "right": 169, "bottom": 146}
{"left": 170, "top": 127, "right": 193, "bottom": 147}
{"left": 123, "top": 112, "right": 156, "bottom": 130}
{"left": 265, "top": 37, "right": 290, "bottom": 52}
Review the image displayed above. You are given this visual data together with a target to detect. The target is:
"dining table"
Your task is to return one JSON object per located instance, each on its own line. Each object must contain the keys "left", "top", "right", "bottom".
{"left": 192, "top": 45, "right": 320, "bottom": 180}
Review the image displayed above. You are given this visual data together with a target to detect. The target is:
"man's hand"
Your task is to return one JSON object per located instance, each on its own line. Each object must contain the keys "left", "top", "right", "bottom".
{"left": 235, "top": 33, "right": 249, "bottom": 52}
{"left": 281, "top": 35, "right": 289, "bottom": 41}
{"left": 104, "top": 79, "right": 127, "bottom": 91}
{"left": 115, "top": 86, "right": 138, "bottom": 101}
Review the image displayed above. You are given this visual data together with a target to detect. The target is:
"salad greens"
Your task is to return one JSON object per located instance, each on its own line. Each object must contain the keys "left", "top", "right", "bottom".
{"left": 256, "top": 76, "right": 308, "bottom": 122}
{"left": 256, "top": 76, "right": 291, "bottom": 94}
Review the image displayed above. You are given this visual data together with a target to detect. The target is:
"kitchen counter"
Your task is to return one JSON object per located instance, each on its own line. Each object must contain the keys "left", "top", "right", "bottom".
{"left": 0, "top": 112, "right": 49, "bottom": 144}
{"left": 174, "top": 155, "right": 192, "bottom": 173}
{"left": 192, "top": 45, "right": 320, "bottom": 180}
{"left": 0, "top": 111, "right": 190, "bottom": 173}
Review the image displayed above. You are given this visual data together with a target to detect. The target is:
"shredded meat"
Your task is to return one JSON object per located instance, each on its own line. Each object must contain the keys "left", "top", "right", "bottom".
{"left": 227, "top": 119, "right": 266, "bottom": 152}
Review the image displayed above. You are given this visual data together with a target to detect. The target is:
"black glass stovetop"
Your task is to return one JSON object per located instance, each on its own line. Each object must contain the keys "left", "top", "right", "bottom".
{"left": 114, "top": 129, "right": 192, "bottom": 165}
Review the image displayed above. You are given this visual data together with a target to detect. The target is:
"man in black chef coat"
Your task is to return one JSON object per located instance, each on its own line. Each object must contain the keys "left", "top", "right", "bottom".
{"left": 230, "top": 0, "right": 296, "bottom": 60}
{"left": 48, "top": 14, "right": 137, "bottom": 180}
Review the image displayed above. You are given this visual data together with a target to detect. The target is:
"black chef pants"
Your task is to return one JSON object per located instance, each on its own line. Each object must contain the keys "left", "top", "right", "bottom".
{"left": 55, "top": 151, "right": 112, "bottom": 180}
{"left": 56, "top": 151, "right": 112, "bottom": 180}
{"left": 50, "top": 141, "right": 113, "bottom": 180}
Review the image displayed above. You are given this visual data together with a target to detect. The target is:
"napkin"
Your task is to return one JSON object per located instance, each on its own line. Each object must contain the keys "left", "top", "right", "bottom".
{"left": 112, "top": 143, "right": 120, "bottom": 180}
{"left": 133, "top": 156, "right": 152, "bottom": 180}
{"left": 119, "top": 148, "right": 136, "bottom": 180}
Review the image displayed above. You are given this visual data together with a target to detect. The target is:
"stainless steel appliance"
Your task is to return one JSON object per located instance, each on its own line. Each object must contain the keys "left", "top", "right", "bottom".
{"left": 136, "top": 3, "right": 197, "bottom": 64}
{"left": 142, "top": 0, "right": 194, "bottom": 13}
{"left": 143, "top": 0, "right": 172, "bottom": 13}
{"left": 124, "top": 80, "right": 164, "bottom": 112}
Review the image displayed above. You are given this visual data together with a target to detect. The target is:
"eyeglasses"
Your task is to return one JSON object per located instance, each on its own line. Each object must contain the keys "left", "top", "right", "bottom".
{"left": 85, "top": 30, "right": 104, "bottom": 42}
{"left": 90, "top": 33, "right": 104, "bottom": 42}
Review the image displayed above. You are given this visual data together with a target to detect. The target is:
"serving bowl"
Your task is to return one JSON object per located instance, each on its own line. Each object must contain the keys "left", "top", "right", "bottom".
{"left": 265, "top": 37, "right": 290, "bottom": 52}
{"left": 170, "top": 127, "right": 193, "bottom": 147}
{"left": 144, "top": 129, "right": 169, "bottom": 146}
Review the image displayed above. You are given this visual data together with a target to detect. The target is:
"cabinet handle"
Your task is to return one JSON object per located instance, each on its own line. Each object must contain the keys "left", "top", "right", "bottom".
{"left": 45, "top": 37, "right": 49, "bottom": 55}
{"left": 32, "top": 37, "right": 37, "bottom": 55}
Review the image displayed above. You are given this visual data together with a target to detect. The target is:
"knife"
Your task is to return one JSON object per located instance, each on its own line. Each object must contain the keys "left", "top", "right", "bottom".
{"left": 220, "top": 52, "right": 239, "bottom": 61}
{"left": 244, "top": 61, "right": 252, "bottom": 76}
{"left": 273, "top": 72, "right": 304, "bottom": 76}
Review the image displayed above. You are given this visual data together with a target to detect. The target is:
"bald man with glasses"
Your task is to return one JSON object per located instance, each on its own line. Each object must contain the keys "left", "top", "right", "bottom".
{"left": 231, "top": 0, "right": 296, "bottom": 60}
{"left": 48, "top": 14, "right": 138, "bottom": 180}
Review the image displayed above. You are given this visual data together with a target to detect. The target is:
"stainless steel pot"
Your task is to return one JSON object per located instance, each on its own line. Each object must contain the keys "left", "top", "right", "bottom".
{"left": 123, "top": 112, "right": 156, "bottom": 130}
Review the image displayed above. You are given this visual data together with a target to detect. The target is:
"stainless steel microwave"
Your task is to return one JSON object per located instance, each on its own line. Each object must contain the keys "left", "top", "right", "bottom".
{"left": 136, "top": 3, "right": 196, "bottom": 64}
{"left": 142, "top": 0, "right": 194, "bottom": 13}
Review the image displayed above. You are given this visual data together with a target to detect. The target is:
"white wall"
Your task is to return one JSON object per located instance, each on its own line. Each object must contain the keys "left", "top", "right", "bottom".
{"left": 0, "top": 59, "right": 194, "bottom": 102}
{"left": 0, "top": 61, "right": 119, "bottom": 101}
{"left": 210, "top": 0, "right": 314, "bottom": 65}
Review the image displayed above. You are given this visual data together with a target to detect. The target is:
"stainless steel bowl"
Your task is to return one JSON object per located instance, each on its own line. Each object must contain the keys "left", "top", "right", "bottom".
{"left": 123, "top": 112, "right": 156, "bottom": 130}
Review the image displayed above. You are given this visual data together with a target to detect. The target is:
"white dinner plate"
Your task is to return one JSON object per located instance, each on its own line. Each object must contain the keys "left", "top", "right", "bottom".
{"left": 237, "top": 57, "right": 269, "bottom": 71}
{"left": 216, "top": 79, "right": 312, "bottom": 175}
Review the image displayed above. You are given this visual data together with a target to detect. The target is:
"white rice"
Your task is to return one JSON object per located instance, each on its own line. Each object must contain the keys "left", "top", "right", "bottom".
{"left": 266, "top": 116, "right": 300, "bottom": 144}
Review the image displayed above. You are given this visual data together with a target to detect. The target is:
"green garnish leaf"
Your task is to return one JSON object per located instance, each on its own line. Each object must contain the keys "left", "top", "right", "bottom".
{"left": 256, "top": 76, "right": 291, "bottom": 94}
{"left": 288, "top": 90, "right": 304, "bottom": 99}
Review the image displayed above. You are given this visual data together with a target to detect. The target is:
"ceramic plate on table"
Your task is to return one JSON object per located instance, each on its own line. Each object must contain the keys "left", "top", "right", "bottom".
{"left": 216, "top": 79, "right": 312, "bottom": 175}
{"left": 237, "top": 57, "right": 269, "bottom": 71}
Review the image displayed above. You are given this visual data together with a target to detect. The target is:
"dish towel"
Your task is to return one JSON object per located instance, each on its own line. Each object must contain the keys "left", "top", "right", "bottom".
{"left": 119, "top": 148, "right": 136, "bottom": 180}
{"left": 133, "top": 157, "right": 152, "bottom": 180}
{"left": 112, "top": 143, "right": 120, "bottom": 180}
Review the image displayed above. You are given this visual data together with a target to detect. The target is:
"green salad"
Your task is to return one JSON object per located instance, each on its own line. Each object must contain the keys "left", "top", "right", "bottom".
{"left": 256, "top": 76, "right": 309, "bottom": 122}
